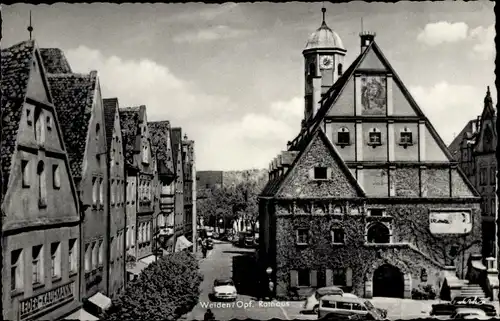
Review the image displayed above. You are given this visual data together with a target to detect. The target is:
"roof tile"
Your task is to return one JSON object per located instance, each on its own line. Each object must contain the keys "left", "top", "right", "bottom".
{"left": 1, "top": 40, "right": 36, "bottom": 196}
{"left": 39, "top": 48, "right": 72, "bottom": 74}
{"left": 148, "top": 121, "right": 175, "bottom": 176}
{"left": 118, "top": 107, "right": 141, "bottom": 166}
{"left": 47, "top": 72, "right": 96, "bottom": 177}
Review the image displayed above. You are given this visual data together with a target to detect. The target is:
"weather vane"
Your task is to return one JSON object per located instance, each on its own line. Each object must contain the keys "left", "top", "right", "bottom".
{"left": 27, "top": 10, "right": 33, "bottom": 40}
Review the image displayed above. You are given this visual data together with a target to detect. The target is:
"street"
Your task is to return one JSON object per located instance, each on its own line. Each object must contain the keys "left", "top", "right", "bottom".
{"left": 184, "top": 241, "right": 316, "bottom": 320}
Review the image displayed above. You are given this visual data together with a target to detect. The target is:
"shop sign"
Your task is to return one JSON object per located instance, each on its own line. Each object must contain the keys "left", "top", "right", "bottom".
{"left": 19, "top": 281, "right": 74, "bottom": 320}
{"left": 429, "top": 211, "right": 472, "bottom": 234}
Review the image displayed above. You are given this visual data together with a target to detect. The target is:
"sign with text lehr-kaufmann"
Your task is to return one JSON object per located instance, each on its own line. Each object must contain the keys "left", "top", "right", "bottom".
{"left": 429, "top": 211, "right": 472, "bottom": 234}
{"left": 19, "top": 281, "right": 75, "bottom": 320}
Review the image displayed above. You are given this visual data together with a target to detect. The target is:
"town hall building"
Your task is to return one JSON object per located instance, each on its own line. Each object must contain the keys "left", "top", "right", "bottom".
{"left": 259, "top": 9, "right": 490, "bottom": 301}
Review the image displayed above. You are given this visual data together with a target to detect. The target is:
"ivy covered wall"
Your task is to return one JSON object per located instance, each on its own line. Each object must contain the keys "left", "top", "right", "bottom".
{"left": 273, "top": 202, "right": 481, "bottom": 299}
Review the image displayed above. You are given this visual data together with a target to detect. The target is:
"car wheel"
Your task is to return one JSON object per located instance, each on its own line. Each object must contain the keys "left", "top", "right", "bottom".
{"left": 313, "top": 305, "right": 319, "bottom": 314}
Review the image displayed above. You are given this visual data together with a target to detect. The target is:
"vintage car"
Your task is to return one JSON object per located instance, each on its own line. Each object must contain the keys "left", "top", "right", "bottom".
{"left": 430, "top": 296, "right": 497, "bottom": 317}
{"left": 450, "top": 307, "right": 489, "bottom": 319}
{"left": 210, "top": 278, "right": 237, "bottom": 301}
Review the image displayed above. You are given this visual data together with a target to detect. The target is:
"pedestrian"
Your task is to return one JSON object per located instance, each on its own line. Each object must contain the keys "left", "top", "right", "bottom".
{"left": 202, "top": 243, "right": 207, "bottom": 258}
{"left": 204, "top": 308, "right": 215, "bottom": 321}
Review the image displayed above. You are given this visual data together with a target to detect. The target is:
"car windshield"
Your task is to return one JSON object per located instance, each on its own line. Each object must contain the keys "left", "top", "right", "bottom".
{"left": 215, "top": 280, "right": 234, "bottom": 287}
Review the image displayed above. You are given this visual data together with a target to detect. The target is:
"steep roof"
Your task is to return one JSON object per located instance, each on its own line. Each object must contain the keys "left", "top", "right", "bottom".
{"left": 47, "top": 72, "right": 97, "bottom": 178}
{"left": 1, "top": 40, "right": 36, "bottom": 195}
{"left": 171, "top": 127, "right": 182, "bottom": 171}
{"left": 262, "top": 127, "right": 366, "bottom": 198}
{"left": 148, "top": 121, "right": 175, "bottom": 176}
{"left": 118, "top": 107, "right": 141, "bottom": 166}
{"left": 39, "top": 48, "right": 72, "bottom": 74}
{"left": 448, "top": 119, "right": 479, "bottom": 158}
{"left": 103, "top": 98, "right": 118, "bottom": 151}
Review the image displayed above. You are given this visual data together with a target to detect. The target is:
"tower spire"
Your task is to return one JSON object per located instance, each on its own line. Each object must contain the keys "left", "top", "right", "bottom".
{"left": 321, "top": 3, "right": 326, "bottom": 24}
{"left": 27, "top": 10, "right": 33, "bottom": 40}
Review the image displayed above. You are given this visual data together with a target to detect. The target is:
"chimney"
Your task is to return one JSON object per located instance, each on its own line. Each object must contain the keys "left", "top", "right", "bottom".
{"left": 360, "top": 31, "right": 376, "bottom": 54}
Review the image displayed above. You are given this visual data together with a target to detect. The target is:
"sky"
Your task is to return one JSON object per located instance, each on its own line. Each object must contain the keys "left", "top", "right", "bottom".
{"left": 2, "top": 2, "right": 496, "bottom": 171}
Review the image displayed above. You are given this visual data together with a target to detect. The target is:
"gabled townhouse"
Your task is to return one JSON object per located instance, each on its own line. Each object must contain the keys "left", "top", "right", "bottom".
{"left": 148, "top": 121, "right": 177, "bottom": 253}
{"left": 103, "top": 98, "right": 127, "bottom": 297}
{"left": 119, "top": 106, "right": 155, "bottom": 278}
{"left": 44, "top": 54, "right": 112, "bottom": 311}
{"left": 171, "top": 128, "right": 193, "bottom": 252}
{"left": 182, "top": 134, "right": 197, "bottom": 249}
{"left": 1, "top": 40, "right": 81, "bottom": 320}
{"left": 259, "top": 11, "right": 486, "bottom": 301}
{"left": 448, "top": 89, "right": 498, "bottom": 260}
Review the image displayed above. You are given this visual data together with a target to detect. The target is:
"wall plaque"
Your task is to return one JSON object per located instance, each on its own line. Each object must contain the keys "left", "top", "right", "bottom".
{"left": 429, "top": 211, "right": 472, "bottom": 234}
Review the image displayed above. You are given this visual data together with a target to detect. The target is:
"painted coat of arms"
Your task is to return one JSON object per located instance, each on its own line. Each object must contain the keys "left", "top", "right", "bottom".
{"left": 361, "top": 76, "right": 387, "bottom": 115}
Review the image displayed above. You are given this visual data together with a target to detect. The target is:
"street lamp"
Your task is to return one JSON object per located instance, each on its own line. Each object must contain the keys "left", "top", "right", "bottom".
{"left": 266, "top": 267, "right": 272, "bottom": 276}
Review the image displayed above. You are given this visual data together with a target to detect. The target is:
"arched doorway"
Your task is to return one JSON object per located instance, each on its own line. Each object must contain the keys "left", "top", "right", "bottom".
{"left": 373, "top": 264, "right": 404, "bottom": 298}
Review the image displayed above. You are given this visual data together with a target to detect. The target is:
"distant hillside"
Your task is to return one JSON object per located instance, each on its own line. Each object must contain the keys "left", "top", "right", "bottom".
{"left": 222, "top": 169, "right": 268, "bottom": 189}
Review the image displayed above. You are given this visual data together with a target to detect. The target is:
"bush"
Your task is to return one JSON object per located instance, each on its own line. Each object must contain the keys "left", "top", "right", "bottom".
{"left": 411, "top": 284, "right": 437, "bottom": 300}
{"left": 103, "top": 251, "right": 203, "bottom": 321}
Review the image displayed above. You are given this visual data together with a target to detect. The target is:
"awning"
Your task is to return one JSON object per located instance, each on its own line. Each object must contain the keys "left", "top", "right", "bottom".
{"left": 87, "top": 292, "right": 112, "bottom": 311}
{"left": 64, "top": 308, "right": 99, "bottom": 320}
{"left": 175, "top": 235, "right": 193, "bottom": 252}
{"left": 126, "top": 261, "right": 148, "bottom": 276}
{"left": 139, "top": 254, "right": 157, "bottom": 266}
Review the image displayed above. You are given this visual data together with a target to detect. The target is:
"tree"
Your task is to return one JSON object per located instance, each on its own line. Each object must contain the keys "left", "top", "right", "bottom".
{"left": 104, "top": 251, "right": 203, "bottom": 321}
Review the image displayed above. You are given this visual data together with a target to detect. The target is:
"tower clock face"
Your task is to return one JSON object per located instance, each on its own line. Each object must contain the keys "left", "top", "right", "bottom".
{"left": 320, "top": 55, "right": 334, "bottom": 69}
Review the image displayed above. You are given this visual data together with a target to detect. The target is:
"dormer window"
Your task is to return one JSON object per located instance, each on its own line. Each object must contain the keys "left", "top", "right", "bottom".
{"left": 37, "top": 161, "right": 47, "bottom": 208}
{"left": 399, "top": 127, "right": 413, "bottom": 147}
{"left": 26, "top": 108, "right": 33, "bottom": 126}
{"left": 337, "top": 127, "right": 350, "bottom": 146}
{"left": 368, "top": 128, "right": 382, "bottom": 147}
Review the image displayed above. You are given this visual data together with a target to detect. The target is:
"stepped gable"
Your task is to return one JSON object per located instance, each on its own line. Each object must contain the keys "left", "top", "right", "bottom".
{"left": 118, "top": 107, "right": 141, "bottom": 167}
{"left": 39, "top": 48, "right": 73, "bottom": 74}
{"left": 103, "top": 98, "right": 118, "bottom": 150}
{"left": 148, "top": 121, "right": 175, "bottom": 176}
{"left": 1, "top": 40, "right": 36, "bottom": 195}
{"left": 47, "top": 72, "right": 96, "bottom": 178}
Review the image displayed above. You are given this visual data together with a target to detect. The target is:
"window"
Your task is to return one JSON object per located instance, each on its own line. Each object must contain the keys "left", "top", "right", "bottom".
{"left": 331, "top": 228, "right": 345, "bottom": 244}
{"left": 308, "top": 63, "right": 316, "bottom": 78}
{"left": 22, "top": 160, "right": 30, "bottom": 187}
{"left": 131, "top": 226, "right": 135, "bottom": 246}
{"left": 400, "top": 127, "right": 413, "bottom": 146}
{"left": 367, "top": 223, "right": 391, "bottom": 244}
{"left": 298, "top": 269, "right": 310, "bottom": 286}
{"left": 296, "top": 229, "right": 309, "bottom": 245}
{"left": 84, "top": 244, "right": 91, "bottom": 273}
{"left": 369, "top": 208, "right": 384, "bottom": 216}
{"left": 99, "top": 178, "right": 104, "bottom": 206}
{"left": 37, "top": 161, "right": 47, "bottom": 208}
{"left": 69, "top": 239, "right": 77, "bottom": 273}
{"left": 95, "top": 123, "right": 100, "bottom": 138}
{"left": 98, "top": 241, "right": 104, "bottom": 266}
{"left": 338, "top": 63, "right": 343, "bottom": 76}
{"left": 51, "top": 242, "right": 61, "bottom": 278}
{"left": 52, "top": 164, "right": 60, "bottom": 189}
{"left": 46, "top": 116, "right": 52, "bottom": 131}
{"left": 332, "top": 206, "right": 343, "bottom": 214}
{"left": 111, "top": 180, "right": 115, "bottom": 205}
{"left": 92, "top": 178, "right": 98, "bottom": 206}
{"left": 32, "top": 245, "right": 43, "bottom": 285}
{"left": 110, "top": 237, "right": 115, "bottom": 262}
{"left": 314, "top": 167, "right": 328, "bottom": 180}
{"left": 333, "top": 268, "right": 346, "bottom": 286}
{"left": 337, "top": 301, "right": 352, "bottom": 310}
{"left": 11, "top": 249, "right": 23, "bottom": 291}
{"left": 126, "top": 228, "right": 130, "bottom": 248}
{"left": 142, "top": 145, "right": 149, "bottom": 164}
{"left": 337, "top": 127, "right": 350, "bottom": 145}
{"left": 92, "top": 242, "right": 98, "bottom": 270}
{"left": 480, "top": 168, "right": 487, "bottom": 185}
{"left": 26, "top": 108, "right": 33, "bottom": 126}
{"left": 491, "top": 198, "right": 496, "bottom": 216}
{"left": 368, "top": 128, "right": 382, "bottom": 146}
{"left": 490, "top": 167, "right": 496, "bottom": 185}
{"left": 35, "top": 113, "right": 46, "bottom": 145}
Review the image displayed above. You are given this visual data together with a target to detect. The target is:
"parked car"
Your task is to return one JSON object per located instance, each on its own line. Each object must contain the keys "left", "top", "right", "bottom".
{"left": 430, "top": 296, "right": 497, "bottom": 317}
{"left": 304, "top": 288, "right": 387, "bottom": 318}
{"left": 210, "top": 278, "right": 237, "bottom": 301}
{"left": 318, "top": 295, "right": 386, "bottom": 320}
{"left": 450, "top": 308, "right": 488, "bottom": 319}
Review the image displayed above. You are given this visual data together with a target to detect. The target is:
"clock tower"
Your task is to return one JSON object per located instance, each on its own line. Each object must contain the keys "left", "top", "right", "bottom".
{"left": 303, "top": 7, "right": 346, "bottom": 126}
